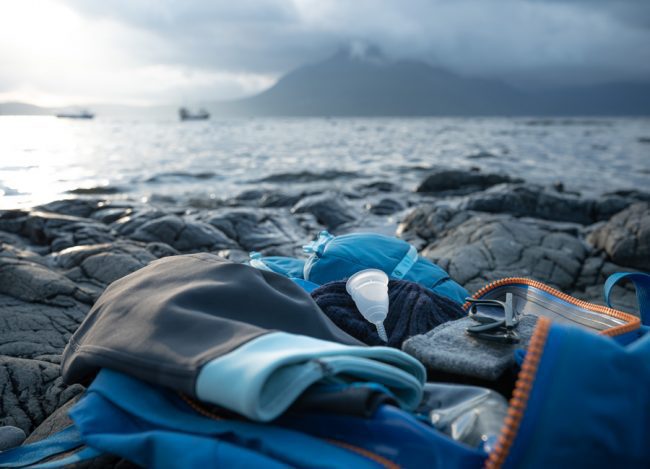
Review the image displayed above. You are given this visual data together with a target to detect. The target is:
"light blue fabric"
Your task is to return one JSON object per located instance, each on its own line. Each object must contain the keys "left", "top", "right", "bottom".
{"left": 390, "top": 245, "right": 418, "bottom": 279}
{"left": 290, "top": 277, "right": 320, "bottom": 292}
{"left": 69, "top": 369, "right": 386, "bottom": 469}
{"left": 604, "top": 271, "right": 650, "bottom": 326}
{"left": 196, "top": 331, "right": 426, "bottom": 421}
{"left": 249, "top": 253, "right": 306, "bottom": 279}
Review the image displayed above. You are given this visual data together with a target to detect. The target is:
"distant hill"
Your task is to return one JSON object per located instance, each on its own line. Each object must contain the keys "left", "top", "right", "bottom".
{"left": 0, "top": 102, "right": 52, "bottom": 115}
{"left": 213, "top": 47, "right": 650, "bottom": 117}
{"left": 3, "top": 47, "right": 649, "bottom": 117}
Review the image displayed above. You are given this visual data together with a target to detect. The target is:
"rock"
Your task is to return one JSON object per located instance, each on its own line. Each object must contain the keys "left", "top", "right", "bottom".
{"left": 397, "top": 205, "right": 473, "bottom": 244}
{"left": 0, "top": 294, "right": 88, "bottom": 358}
{"left": 0, "top": 425, "right": 26, "bottom": 451}
{"left": 587, "top": 202, "right": 650, "bottom": 271}
{"left": 291, "top": 193, "right": 357, "bottom": 230}
{"left": 35, "top": 199, "right": 102, "bottom": 218}
{"left": 0, "top": 257, "right": 93, "bottom": 305}
{"left": 130, "top": 215, "right": 235, "bottom": 252}
{"left": 416, "top": 169, "right": 522, "bottom": 194}
{"left": 205, "top": 208, "right": 308, "bottom": 256}
{"left": 461, "top": 184, "right": 631, "bottom": 224}
{"left": 0, "top": 356, "right": 83, "bottom": 434}
{"left": 466, "top": 151, "right": 496, "bottom": 160}
{"left": 253, "top": 170, "right": 359, "bottom": 183}
{"left": 419, "top": 214, "right": 589, "bottom": 294}
{"left": 365, "top": 198, "right": 404, "bottom": 216}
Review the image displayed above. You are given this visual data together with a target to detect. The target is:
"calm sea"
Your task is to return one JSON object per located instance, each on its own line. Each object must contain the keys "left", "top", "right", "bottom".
{"left": 0, "top": 116, "right": 648, "bottom": 209}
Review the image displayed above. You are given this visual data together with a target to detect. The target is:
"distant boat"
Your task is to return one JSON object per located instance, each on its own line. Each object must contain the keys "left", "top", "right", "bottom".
{"left": 56, "top": 109, "right": 94, "bottom": 119}
{"left": 179, "top": 107, "right": 210, "bottom": 121}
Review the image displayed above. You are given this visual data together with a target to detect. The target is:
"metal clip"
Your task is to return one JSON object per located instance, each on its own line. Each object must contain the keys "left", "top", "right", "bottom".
{"left": 466, "top": 293, "right": 520, "bottom": 344}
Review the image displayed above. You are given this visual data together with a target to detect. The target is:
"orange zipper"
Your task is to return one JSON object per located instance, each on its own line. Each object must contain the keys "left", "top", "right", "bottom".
{"left": 180, "top": 394, "right": 400, "bottom": 469}
{"left": 486, "top": 317, "right": 551, "bottom": 469}
{"left": 463, "top": 277, "right": 640, "bottom": 337}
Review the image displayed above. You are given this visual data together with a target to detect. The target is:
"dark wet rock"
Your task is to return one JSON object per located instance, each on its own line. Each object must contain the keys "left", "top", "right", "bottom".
{"left": 35, "top": 199, "right": 102, "bottom": 218}
{"left": 416, "top": 169, "right": 522, "bottom": 194}
{"left": 112, "top": 208, "right": 167, "bottom": 237}
{"left": 0, "top": 356, "right": 83, "bottom": 434}
{"left": 92, "top": 207, "right": 133, "bottom": 224}
{"left": 355, "top": 181, "right": 399, "bottom": 194}
{"left": 397, "top": 204, "right": 474, "bottom": 244}
{"left": 461, "top": 184, "right": 631, "bottom": 225}
{"left": 67, "top": 186, "right": 122, "bottom": 195}
{"left": 365, "top": 198, "right": 404, "bottom": 216}
{"left": 254, "top": 170, "right": 359, "bottom": 183}
{"left": 292, "top": 193, "right": 357, "bottom": 230}
{"left": 0, "top": 294, "right": 88, "bottom": 358}
{"left": 603, "top": 189, "right": 650, "bottom": 203}
{"left": 638, "top": 137, "right": 650, "bottom": 144}
{"left": 145, "top": 171, "right": 217, "bottom": 183}
{"left": 228, "top": 189, "right": 312, "bottom": 209}
{"left": 466, "top": 151, "right": 496, "bottom": 160}
{"left": 0, "top": 425, "right": 26, "bottom": 451}
{"left": 129, "top": 214, "right": 235, "bottom": 252}
{"left": 587, "top": 202, "right": 650, "bottom": 271}
{"left": 0, "top": 257, "right": 93, "bottom": 305}
{"left": 0, "top": 209, "right": 115, "bottom": 251}
{"left": 419, "top": 214, "right": 589, "bottom": 294}
{"left": 205, "top": 208, "right": 308, "bottom": 256}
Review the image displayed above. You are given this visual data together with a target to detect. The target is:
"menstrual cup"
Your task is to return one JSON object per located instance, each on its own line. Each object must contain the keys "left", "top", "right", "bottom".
{"left": 346, "top": 269, "right": 390, "bottom": 342}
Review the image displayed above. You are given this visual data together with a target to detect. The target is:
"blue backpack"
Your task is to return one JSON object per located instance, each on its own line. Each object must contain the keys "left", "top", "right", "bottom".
{"left": 251, "top": 231, "right": 469, "bottom": 304}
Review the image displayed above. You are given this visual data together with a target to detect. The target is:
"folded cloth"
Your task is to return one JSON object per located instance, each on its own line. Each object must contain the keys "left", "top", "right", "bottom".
{"left": 67, "top": 369, "right": 384, "bottom": 469}
{"left": 402, "top": 314, "right": 538, "bottom": 382}
{"left": 195, "top": 332, "right": 426, "bottom": 421}
{"left": 312, "top": 279, "right": 465, "bottom": 347}
{"left": 62, "top": 253, "right": 363, "bottom": 395}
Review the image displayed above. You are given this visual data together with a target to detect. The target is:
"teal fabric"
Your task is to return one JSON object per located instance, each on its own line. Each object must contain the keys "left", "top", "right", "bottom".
{"left": 503, "top": 322, "right": 650, "bottom": 468}
{"left": 196, "top": 331, "right": 426, "bottom": 421}
{"left": 604, "top": 272, "right": 650, "bottom": 326}
{"left": 251, "top": 231, "right": 468, "bottom": 304}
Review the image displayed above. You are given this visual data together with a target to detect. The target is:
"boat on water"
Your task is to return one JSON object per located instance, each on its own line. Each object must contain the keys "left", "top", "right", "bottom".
{"left": 179, "top": 107, "right": 210, "bottom": 121}
{"left": 55, "top": 109, "right": 94, "bottom": 119}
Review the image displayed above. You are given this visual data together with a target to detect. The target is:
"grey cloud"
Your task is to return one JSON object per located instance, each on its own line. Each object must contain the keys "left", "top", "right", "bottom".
{"left": 59, "top": 0, "right": 650, "bottom": 87}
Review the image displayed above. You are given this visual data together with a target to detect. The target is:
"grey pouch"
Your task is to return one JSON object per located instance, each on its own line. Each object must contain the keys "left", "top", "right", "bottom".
{"left": 416, "top": 383, "right": 508, "bottom": 453}
{"left": 402, "top": 314, "right": 538, "bottom": 382}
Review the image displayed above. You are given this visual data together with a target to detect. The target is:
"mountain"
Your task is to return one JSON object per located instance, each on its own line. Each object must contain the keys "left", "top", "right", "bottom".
{"left": 214, "top": 47, "right": 650, "bottom": 117}
{"left": 0, "top": 102, "right": 52, "bottom": 115}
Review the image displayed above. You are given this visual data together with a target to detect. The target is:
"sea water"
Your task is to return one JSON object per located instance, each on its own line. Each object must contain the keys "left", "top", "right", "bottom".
{"left": 0, "top": 116, "right": 648, "bottom": 209}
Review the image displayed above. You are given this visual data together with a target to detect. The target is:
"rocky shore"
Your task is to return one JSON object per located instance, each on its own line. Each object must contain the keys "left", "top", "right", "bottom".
{"left": 0, "top": 167, "right": 647, "bottom": 451}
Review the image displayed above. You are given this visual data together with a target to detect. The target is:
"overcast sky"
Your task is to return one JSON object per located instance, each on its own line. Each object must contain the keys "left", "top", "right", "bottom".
{"left": 1, "top": 0, "right": 649, "bottom": 106}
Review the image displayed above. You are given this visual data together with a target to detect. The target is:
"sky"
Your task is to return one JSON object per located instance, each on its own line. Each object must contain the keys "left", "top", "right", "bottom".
{"left": 1, "top": 0, "right": 649, "bottom": 107}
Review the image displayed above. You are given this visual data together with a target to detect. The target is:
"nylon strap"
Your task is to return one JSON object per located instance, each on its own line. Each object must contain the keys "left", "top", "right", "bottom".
{"left": 0, "top": 426, "right": 84, "bottom": 467}
{"left": 604, "top": 272, "right": 650, "bottom": 326}
{"left": 391, "top": 245, "right": 418, "bottom": 279}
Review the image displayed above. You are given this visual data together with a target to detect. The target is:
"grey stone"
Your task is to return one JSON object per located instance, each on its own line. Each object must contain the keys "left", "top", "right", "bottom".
{"left": 461, "top": 184, "right": 631, "bottom": 225}
{"left": 292, "top": 193, "right": 357, "bottom": 230}
{"left": 206, "top": 208, "right": 308, "bottom": 256}
{"left": 0, "top": 356, "right": 83, "bottom": 434}
{"left": 587, "top": 202, "right": 650, "bottom": 271}
{"left": 365, "top": 198, "right": 404, "bottom": 216}
{"left": 420, "top": 214, "right": 589, "bottom": 294}
{"left": 416, "top": 169, "right": 522, "bottom": 194}
{"left": 0, "top": 425, "right": 26, "bottom": 451}
{"left": 130, "top": 215, "right": 235, "bottom": 252}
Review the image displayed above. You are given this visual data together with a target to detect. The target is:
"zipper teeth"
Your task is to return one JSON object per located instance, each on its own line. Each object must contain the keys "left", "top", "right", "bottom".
{"left": 485, "top": 317, "right": 551, "bottom": 469}
{"left": 463, "top": 277, "right": 640, "bottom": 336}
{"left": 180, "top": 394, "right": 400, "bottom": 469}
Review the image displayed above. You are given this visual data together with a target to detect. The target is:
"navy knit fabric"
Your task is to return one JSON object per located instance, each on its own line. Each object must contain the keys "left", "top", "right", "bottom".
{"left": 311, "top": 279, "right": 465, "bottom": 348}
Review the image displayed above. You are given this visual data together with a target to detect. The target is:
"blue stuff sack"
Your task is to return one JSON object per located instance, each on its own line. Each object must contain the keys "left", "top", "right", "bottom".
{"left": 302, "top": 231, "right": 468, "bottom": 304}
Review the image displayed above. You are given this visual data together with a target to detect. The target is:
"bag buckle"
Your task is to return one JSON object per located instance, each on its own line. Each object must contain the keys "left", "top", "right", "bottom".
{"left": 466, "top": 293, "right": 520, "bottom": 344}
